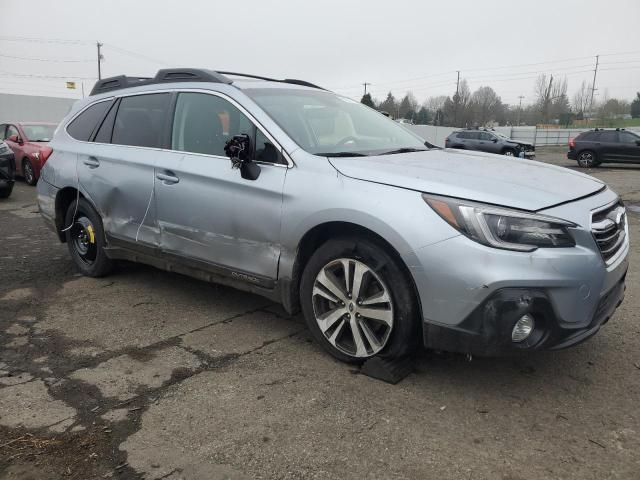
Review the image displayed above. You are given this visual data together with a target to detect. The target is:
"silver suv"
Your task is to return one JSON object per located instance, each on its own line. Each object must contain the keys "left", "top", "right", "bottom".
{"left": 37, "top": 69, "right": 628, "bottom": 363}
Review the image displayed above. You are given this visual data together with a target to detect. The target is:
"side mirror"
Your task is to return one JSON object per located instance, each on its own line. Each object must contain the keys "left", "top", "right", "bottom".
{"left": 492, "top": 138, "right": 498, "bottom": 143}
{"left": 224, "top": 134, "right": 261, "bottom": 181}
{"left": 636, "top": 140, "right": 640, "bottom": 146}
{"left": 8, "top": 134, "right": 22, "bottom": 144}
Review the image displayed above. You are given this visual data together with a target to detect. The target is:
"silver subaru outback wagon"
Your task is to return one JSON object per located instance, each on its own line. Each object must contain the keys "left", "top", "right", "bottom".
{"left": 37, "top": 68, "right": 629, "bottom": 363}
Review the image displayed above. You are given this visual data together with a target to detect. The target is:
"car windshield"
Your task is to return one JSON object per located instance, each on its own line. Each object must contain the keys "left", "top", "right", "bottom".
{"left": 244, "top": 88, "right": 427, "bottom": 156}
{"left": 22, "top": 125, "right": 56, "bottom": 142}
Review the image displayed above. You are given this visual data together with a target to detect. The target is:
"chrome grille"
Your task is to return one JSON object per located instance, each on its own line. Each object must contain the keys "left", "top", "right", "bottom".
{"left": 591, "top": 201, "right": 627, "bottom": 264}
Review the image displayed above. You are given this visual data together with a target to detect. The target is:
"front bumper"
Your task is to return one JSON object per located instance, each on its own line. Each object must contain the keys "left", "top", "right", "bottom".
{"left": 423, "top": 274, "right": 625, "bottom": 356}
{"left": 411, "top": 188, "right": 629, "bottom": 356}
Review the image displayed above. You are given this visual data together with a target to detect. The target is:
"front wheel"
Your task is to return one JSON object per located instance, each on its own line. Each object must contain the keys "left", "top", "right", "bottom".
{"left": 22, "top": 159, "right": 37, "bottom": 186}
{"left": 577, "top": 150, "right": 599, "bottom": 168}
{"left": 64, "top": 198, "right": 113, "bottom": 277}
{"left": 503, "top": 148, "right": 516, "bottom": 157}
{"left": 299, "top": 237, "right": 419, "bottom": 364}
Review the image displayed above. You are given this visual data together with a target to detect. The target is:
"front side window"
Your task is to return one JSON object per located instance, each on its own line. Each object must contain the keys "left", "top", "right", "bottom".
{"left": 244, "top": 88, "right": 426, "bottom": 156}
{"left": 67, "top": 101, "right": 111, "bottom": 141}
{"left": 112, "top": 93, "right": 171, "bottom": 148}
{"left": 479, "top": 132, "right": 494, "bottom": 141}
{"left": 171, "top": 92, "right": 254, "bottom": 157}
{"left": 22, "top": 124, "right": 56, "bottom": 142}
{"left": 6, "top": 125, "right": 19, "bottom": 140}
{"left": 0, "top": 125, "right": 6, "bottom": 140}
{"left": 619, "top": 131, "right": 639, "bottom": 144}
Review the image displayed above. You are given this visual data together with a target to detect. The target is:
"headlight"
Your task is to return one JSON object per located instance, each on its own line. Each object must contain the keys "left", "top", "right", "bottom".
{"left": 423, "top": 194, "right": 576, "bottom": 251}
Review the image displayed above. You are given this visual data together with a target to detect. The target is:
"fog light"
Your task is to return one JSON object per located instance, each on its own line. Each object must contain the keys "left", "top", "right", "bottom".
{"left": 512, "top": 314, "right": 535, "bottom": 342}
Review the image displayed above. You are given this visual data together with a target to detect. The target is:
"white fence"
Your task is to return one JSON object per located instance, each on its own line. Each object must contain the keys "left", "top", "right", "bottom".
{"left": 406, "top": 125, "right": 640, "bottom": 148}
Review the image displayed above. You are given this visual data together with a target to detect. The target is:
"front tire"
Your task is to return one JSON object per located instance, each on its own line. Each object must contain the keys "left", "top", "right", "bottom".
{"left": 503, "top": 148, "right": 516, "bottom": 157}
{"left": 577, "top": 150, "right": 599, "bottom": 168}
{"left": 64, "top": 198, "right": 113, "bottom": 277}
{"left": 22, "top": 159, "right": 37, "bottom": 186}
{"left": 0, "top": 182, "right": 13, "bottom": 199}
{"left": 300, "top": 237, "right": 419, "bottom": 364}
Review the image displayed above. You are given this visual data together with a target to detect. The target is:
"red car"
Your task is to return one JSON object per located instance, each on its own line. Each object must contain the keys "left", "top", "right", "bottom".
{"left": 0, "top": 122, "right": 56, "bottom": 185}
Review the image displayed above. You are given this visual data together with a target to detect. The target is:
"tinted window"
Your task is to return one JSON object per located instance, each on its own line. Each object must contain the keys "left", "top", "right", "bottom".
{"left": 112, "top": 94, "right": 171, "bottom": 148}
{"left": 619, "top": 131, "right": 639, "bottom": 144}
{"left": 255, "top": 129, "right": 282, "bottom": 163}
{"left": 467, "top": 132, "right": 480, "bottom": 140}
{"left": 479, "top": 132, "right": 494, "bottom": 141}
{"left": 580, "top": 132, "right": 598, "bottom": 141}
{"left": 67, "top": 101, "right": 111, "bottom": 141}
{"left": 93, "top": 101, "right": 119, "bottom": 144}
{"left": 171, "top": 93, "right": 254, "bottom": 157}
{"left": 598, "top": 131, "right": 618, "bottom": 143}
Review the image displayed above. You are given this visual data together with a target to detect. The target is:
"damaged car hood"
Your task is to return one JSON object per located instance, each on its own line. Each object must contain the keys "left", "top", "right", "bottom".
{"left": 329, "top": 149, "right": 604, "bottom": 211}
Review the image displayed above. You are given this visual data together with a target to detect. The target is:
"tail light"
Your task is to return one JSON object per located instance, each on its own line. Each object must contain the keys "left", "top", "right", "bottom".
{"left": 40, "top": 146, "right": 53, "bottom": 164}
{"left": 568, "top": 137, "right": 576, "bottom": 149}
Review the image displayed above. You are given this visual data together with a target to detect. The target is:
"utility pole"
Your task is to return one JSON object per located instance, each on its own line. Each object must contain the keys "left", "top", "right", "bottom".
{"left": 588, "top": 54, "right": 599, "bottom": 122}
{"left": 96, "top": 41, "right": 103, "bottom": 80}
{"left": 517, "top": 95, "right": 524, "bottom": 125}
{"left": 543, "top": 75, "right": 553, "bottom": 124}
{"left": 362, "top": 82, "right": 371, "bottom": 96}
{"left": 454, "top": 70, "right": 460, "bottom": 126}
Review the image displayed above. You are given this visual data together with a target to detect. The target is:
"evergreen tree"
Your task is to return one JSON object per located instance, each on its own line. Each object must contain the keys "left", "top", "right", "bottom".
{"left": 631, "top": 92, "right": 640, "bottom": 118}
{"left": 379, "top": 92, "right": 398, "bottom": 118}
{"left": 360, "top": 93, "right": 376, "bottom": 108}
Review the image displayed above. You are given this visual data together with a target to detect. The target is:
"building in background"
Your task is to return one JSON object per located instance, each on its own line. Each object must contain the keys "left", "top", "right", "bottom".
{"left": 0, "top": 94, "right": 77, "bottom": 124}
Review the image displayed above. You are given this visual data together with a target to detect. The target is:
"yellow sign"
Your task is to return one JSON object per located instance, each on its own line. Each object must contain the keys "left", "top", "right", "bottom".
{"left": 66, "top": 82, "right": 76, "bottom": 90}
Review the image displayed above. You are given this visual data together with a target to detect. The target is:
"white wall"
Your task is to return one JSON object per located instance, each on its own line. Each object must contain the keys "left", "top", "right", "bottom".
{"left": 407, "top": 124, "right": 640, "bottom": 147}
{"left": 0, "top": 94, "right": 76, "bottom": 124}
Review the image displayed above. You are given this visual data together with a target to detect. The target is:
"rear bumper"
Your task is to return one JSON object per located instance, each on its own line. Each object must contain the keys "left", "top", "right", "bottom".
{"left": 567, "top": 150, "right": 577, "bottom": 160}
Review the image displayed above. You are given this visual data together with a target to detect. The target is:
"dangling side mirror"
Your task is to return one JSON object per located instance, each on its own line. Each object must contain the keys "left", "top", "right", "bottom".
{"left": 224, "top": 134, "right": 261, "bottom": 181}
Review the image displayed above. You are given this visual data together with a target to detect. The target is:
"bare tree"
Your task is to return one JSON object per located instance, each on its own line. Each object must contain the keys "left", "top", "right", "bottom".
{"left": 469, "top": 86, "right": 502, "bottom": 125}
{"left": 572, "top": 80, "right": 591, "bottom": 114}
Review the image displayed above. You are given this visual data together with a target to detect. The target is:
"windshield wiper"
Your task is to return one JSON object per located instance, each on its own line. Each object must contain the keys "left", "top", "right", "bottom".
{"left": 318, "top": 152, "right": 369, "bottom": 157}
{"left": 377, "top": 147, "right": 428, "bottom": 155}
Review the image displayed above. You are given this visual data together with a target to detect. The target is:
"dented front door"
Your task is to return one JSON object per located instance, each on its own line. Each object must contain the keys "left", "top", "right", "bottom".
{"left": 153, "top": 153, "right": 286, "bottom": 281}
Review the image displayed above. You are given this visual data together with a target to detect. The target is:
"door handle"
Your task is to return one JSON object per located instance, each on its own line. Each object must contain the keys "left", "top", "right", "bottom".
{"left": 83, "top": 157, "right": 100, "bottom": 168}
{"left": 156, "top": 171, "right": 180, "bottom": 184}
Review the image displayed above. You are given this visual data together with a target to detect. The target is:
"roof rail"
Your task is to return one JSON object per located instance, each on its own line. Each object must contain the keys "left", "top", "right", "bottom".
{"left": 90, "top": 68, "right": 324, "bottom": 96}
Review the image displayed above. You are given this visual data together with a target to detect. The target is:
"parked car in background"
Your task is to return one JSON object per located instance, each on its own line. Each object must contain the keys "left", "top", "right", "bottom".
{"left": 0, "top": 122, "right": 56, "bottom": 185}
{"left": 445, "top": 129, "right": 535, "bottom": 158}
{"left": 0, "top": 140, "right": 16, "bottom": 198}
{"left": 568, "top": 128, "right": 640, "bottom": 168}
{"left": 37, "top": 68, "right": 627, "bottom": 364}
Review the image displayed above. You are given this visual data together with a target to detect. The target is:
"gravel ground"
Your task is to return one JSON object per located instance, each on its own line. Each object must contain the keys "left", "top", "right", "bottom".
{"left": 1, "top": 148, "right": 639, "bottom": 480}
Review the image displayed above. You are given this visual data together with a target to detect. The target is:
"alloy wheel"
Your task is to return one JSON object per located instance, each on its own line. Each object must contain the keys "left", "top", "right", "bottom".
{"left": 23, "top": 161, "right": 34, "bottom": 184}
{"left": 578, "top": 151, "right": 594, "bottom": 167}
{"left": 504, "top": 150, "right": 514, "bottom": 157}
{"left": 312, "top": 258, "right": 393, "bottom": 358}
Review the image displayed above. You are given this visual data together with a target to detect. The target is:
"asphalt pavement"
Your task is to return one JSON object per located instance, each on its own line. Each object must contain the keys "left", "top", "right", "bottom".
{"left": 1, "top": 147, "right": 639, "bottom": 479}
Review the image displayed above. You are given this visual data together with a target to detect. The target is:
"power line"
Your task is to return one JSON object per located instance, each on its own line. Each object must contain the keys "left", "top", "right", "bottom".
{"left": 0, "top": 53, "right": 93, "bottom": 63}
{"left": 102, "top": 43, "right": 170, "bottom": 66}
{"left": 0, "top": 35, "right": 91, "bottom": 45}
{"left": 0, "top": 70, "right": 96, "bottom": 80}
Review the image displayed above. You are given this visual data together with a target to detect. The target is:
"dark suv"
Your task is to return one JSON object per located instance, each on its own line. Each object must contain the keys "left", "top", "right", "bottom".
{"left": 445, "top": 129, "right": 535, "bottom": 158}
{"left": 568, "top": 128, "right": 640, "bottom": 168}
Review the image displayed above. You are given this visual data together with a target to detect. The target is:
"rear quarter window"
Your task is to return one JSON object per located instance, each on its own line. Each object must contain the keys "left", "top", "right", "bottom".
{"left": 66, "top": 100, "right": 112, "bottom": 141}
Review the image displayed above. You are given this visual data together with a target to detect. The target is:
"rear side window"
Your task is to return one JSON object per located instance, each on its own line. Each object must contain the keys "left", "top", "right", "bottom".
{"left": 112, "top": 93, "right": 171, "bottom": 148}
{"left": 598, "top": 131, "right": 618, "bottom": 143}
{"left": 67, "top": 101, "right": 112, "bottom": 141}
{"left": 93, "top": 101, "right": 119, "bottom": 144}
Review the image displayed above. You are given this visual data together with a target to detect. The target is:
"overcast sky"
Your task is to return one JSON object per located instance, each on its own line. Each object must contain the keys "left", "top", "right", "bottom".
{"left": 1, "top": 0, "right": 639, "bottom": 107}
